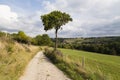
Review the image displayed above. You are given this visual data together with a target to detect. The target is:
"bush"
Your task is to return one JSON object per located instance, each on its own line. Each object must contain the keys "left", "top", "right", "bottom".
{"left": 44, "top": 48, "right": 62, "bottom": 63}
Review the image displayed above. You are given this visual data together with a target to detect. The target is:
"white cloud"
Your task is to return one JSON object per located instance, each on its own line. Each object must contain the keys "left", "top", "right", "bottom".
{"left": 41, "top": 0, "right": 120, "bottom": 37}
{"left": 0, "top": 0, "right": 120, "bottom": 37}
{"left": 0, "top": 5, "right": 45, "bottom": 36}
{"left": 0, "top": 5, "right": 19, "bottom": 33}
{"left": 0, "top": 5, "right": 18, "bottom": 22}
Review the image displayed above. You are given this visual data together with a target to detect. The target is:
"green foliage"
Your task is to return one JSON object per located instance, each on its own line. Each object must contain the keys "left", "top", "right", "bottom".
{"left": 41, "top": 34, "right": 52, "bottom": 46}
{"left": 34, "top": 34, "right": 52, "bottom": 46}
{"left": 41, "top": 10, "right": 72, "bottom": 31}
{"left": 41, "top": 10, "right": 72, "bottom": 50}
{"left": 34, "top": 35, "right": 42, "bottom": 45}
{"left": 57, "top": 37, "right": 120, "bottom": 55}
{"left": 12, "top": 31, "right": 31, "bottom": 44}
{"left": 0, "top": 31, "right": 53, "bottom": 46}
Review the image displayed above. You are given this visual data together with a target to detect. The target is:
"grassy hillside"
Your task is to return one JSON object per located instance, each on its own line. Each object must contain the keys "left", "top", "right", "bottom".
{"left": 0, "top": 37, "right": 40, "bottom": 80}
{"left": 44, "top": 48, "right": 120, "bottom": 80}
{"left": 59, "top": 48, "right": 120, "bottom": 80}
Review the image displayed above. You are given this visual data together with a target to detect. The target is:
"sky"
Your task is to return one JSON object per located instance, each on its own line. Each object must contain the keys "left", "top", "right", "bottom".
{"left": 0, "top": 0, "right": 120, "bottom": 38}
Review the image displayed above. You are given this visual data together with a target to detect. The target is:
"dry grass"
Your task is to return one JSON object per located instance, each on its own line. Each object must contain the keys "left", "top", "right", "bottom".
{"left": 0, "top": 37, "right": 40, "bottom": 80}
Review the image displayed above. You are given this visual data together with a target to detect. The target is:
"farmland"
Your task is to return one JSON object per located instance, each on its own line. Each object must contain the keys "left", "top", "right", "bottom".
{"left": 57, "top": 48, "right": 120, "bottom": 80}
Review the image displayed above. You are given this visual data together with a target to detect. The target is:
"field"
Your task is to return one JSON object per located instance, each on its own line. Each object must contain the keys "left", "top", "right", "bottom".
{"left": 59, "top": 48, "right": 120, "bottom": 80}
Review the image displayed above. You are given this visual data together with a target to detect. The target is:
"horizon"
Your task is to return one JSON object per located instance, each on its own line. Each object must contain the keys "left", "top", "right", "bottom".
{"left": 1, "top": 30, "right": 120, "bottom": 38}
{"left": 0, "top": 0, "right": 120, "bottom": 38}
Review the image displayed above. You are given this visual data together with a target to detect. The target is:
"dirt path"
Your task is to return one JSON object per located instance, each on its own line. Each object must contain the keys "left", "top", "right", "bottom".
{"left": 19, "top": 51, "right": 71, "bottom": 80}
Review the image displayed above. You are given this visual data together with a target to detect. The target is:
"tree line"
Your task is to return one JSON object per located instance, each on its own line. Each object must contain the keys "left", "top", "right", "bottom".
{"left": 57, "top": 37, "right": 120, "bottom": 56}
{"left": 0, "top": 31, "right": 53, "bottom": 46}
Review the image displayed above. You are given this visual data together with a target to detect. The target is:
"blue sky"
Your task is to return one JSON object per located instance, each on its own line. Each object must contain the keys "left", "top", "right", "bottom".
{"left": 0, "top": 0, "right": 44, "bottom": 15}
{"left": 0, "top": 0, "right": 120, "bottom": 37}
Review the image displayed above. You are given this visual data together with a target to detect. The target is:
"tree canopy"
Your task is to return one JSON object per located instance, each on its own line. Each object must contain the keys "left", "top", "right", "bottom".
{"left": 41, "top": 11, "right": 72, "bottom": 31}
{"left": 41, "top": 10, "right": 72, "bottom": 50}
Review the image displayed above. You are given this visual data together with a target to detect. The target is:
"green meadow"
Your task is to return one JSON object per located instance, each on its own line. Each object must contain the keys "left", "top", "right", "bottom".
{"left": 58, "top": 48, "right": 120, "bottom": 80}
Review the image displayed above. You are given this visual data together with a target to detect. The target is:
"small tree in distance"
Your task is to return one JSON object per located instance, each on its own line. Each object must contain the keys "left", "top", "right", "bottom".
{"left": 41, "top": 10, "right": 72, "bottom": 50}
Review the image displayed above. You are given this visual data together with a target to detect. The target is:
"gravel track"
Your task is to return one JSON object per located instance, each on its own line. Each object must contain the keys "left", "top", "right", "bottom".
{"left": 19, "top": 51, "right": 71, "bottom": 80}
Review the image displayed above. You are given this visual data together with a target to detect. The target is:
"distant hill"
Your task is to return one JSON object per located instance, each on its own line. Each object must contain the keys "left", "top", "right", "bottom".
{"left": 52, "top": 36, "right": 120, "bottom": 55}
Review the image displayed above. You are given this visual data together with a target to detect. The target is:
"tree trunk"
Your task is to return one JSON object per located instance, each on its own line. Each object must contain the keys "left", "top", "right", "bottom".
{"left": 55, "top": 29, "right": 58, "bottom": 51}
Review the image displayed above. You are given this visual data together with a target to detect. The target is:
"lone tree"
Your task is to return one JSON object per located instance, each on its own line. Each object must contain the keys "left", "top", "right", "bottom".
{"left": 41, "top": 11, "right": 72, "bottom": 50}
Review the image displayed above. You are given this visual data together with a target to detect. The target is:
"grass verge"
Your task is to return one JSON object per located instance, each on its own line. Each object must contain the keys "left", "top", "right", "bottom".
{"left": 44, "top": 48, "right": 90, "bottom": 80}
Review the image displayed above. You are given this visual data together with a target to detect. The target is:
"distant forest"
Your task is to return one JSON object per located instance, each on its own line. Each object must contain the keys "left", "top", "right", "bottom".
{"left": 53, "top": 37, "right": 120, "bottom": 56}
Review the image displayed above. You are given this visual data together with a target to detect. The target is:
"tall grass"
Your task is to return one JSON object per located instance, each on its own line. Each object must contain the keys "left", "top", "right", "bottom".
{"left": 44, "top": 48, "right": 87, "bottom": 80}
{"left": 0, "top": 37, "right": 39, "bottom": 80}
{"left": 44, "top": 48, "right": 120, "bottom": 80}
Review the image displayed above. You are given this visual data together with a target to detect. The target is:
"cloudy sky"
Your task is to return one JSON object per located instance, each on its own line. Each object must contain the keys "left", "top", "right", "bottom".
{"left": 0, "top": 0, "right": 120, "bottom": 37}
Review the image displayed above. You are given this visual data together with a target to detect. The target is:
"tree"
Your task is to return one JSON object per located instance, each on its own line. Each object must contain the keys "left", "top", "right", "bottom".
{"left": 41, "top": 11, "right": 72, "bottom": 50}
{"left": 34, "top": 35, "right": 42, "bottom": 45}
{"left": 13, "top": 31, "right": 30, "bottom": 44}
{"left": 34, "top": 34, "right": 52, "bottom": 46}
{"left": 41, "top": 34, "right": 52, "bottom": 46}
{"left": 17, "top": 31, "right": 28, "bottom": 43}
